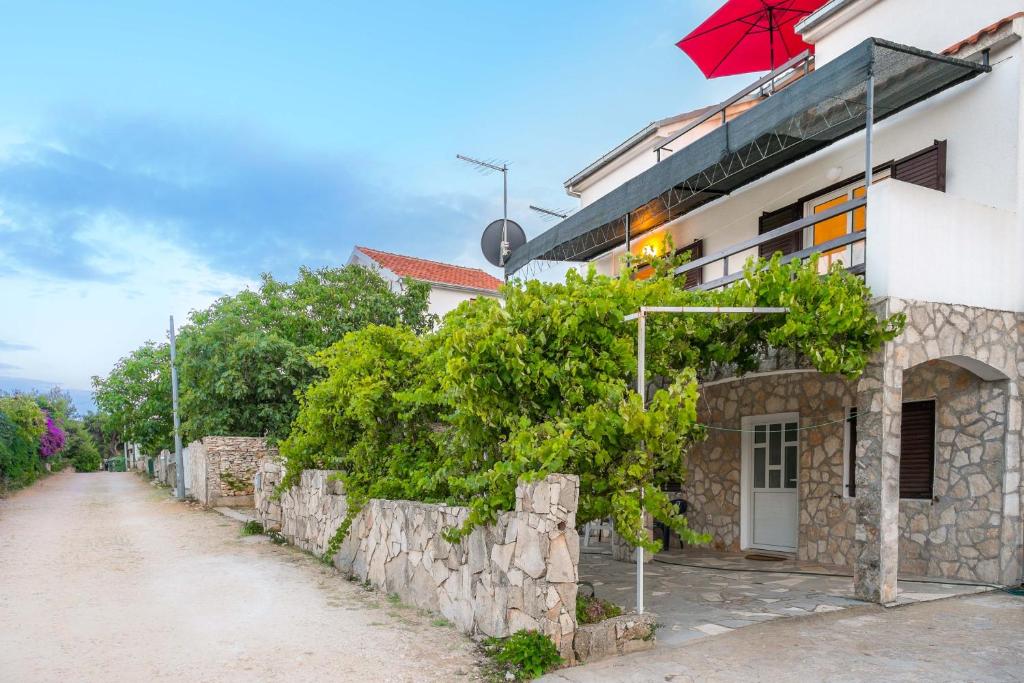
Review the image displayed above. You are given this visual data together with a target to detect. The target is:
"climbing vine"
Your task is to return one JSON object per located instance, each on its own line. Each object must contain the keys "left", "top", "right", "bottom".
{"left": 281, "top": 250, "right": 904, "bottom": 552}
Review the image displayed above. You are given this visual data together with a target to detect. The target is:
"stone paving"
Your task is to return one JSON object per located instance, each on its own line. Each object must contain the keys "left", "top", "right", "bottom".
{"left": 580, "top": 546, "right": 991, "bottom": 647}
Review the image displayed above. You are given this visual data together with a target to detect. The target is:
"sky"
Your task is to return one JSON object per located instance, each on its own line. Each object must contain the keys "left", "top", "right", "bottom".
{"left": 0, "top": 0, "right": 754, "bottom": 402}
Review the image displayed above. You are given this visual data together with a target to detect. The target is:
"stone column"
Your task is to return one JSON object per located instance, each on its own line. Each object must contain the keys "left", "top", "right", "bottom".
{"left": 853, "top": 340, "right": 902, "bottom": 604}
{"left": 999, "top": 380, "right": 1023, "bottom": 584}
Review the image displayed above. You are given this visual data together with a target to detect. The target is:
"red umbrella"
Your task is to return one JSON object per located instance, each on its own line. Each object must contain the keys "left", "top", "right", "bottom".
{"left": 677, "top": 0, "right": 827, "bottom": 79}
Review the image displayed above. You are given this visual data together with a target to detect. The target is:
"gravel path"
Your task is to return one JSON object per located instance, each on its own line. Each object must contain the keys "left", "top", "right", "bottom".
{"left": 0, "top": 471, "right": 481, "bottom": 682}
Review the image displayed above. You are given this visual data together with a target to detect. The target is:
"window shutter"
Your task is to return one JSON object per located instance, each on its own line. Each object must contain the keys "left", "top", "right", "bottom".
{"left": 847, "top": 407, "right": 857, "bottom": 497}
{"left": 892, "top": 140, "right": 946, "bottom": 192}
{"left": 899, "top": 400, "right": 936, "bottom": 500}
{"left": 676, "top": 239, "right": 703, "bottom": 289}
{"left": 758, "top": 202, "right": 802, "bottom": 258}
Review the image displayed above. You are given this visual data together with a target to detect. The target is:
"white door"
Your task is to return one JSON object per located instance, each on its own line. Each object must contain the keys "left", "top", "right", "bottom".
{"left": 745, "top": 416, "right": 799, "bottom": 552}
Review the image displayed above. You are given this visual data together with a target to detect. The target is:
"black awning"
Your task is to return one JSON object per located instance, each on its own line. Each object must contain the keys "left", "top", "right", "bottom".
{"left": 506, "top": 38, "right": 989, "bottom": 276}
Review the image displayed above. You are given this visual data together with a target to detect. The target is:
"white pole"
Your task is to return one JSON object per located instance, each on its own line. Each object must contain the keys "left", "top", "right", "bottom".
{"left": 636, "top": 309, "right": 646, "bottom": 615}
{"left": 169, "top": 316, "right": 185, "bottom": 501}
{"left": 624, "top": 305, "right": 790, "bottom": 616}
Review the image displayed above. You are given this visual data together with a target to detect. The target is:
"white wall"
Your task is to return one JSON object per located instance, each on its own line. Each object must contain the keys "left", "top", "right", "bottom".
{"left": 806, "top": 0, "right": 1024, "bottom": 66}
{"left": 867, "top": 179, "right": 1021, "bottom": 311}
{"left": 427, "top": 285, "right": 501, "bottom": 319}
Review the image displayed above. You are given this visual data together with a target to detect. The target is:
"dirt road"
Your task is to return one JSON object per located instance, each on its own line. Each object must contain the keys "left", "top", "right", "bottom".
{"left": 0, "top": 471, "right": 480, "bottom": 682}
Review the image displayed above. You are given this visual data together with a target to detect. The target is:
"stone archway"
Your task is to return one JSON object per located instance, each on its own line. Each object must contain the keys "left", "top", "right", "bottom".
{"left": 852, "top": 298, "right": 1023, "bottom": 603}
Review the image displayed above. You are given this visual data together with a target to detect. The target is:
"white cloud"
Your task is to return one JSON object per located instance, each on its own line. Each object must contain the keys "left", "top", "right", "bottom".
{"left": 0, "top": 211, "right": 253, "bottom": 389}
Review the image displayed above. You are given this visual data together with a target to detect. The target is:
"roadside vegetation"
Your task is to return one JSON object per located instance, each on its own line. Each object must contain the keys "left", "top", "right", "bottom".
{"left": 92, "top": 248, "right": 903, "bottom": 554}
{"left": 0, "top": 387, "right": 102, "bottom": 493}
{"left": 481, "top": 630, "right": 563, "bottom": 681}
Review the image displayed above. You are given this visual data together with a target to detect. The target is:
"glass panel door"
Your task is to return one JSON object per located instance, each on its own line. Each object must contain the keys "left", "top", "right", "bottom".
{"left": 752, "top": 420, "right": 798, "bottom": 491}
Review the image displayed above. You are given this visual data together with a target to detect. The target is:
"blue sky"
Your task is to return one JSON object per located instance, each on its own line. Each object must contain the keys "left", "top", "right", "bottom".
{"left": 0, "top": 0, "right": 752, "bottom": 397}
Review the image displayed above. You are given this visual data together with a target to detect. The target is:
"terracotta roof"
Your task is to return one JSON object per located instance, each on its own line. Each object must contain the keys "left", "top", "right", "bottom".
{"left": 356, "top": 246, "right": 503, "bottom": 292}
{"left": 944, "top": 12, "right": 1023, "bottom": 55}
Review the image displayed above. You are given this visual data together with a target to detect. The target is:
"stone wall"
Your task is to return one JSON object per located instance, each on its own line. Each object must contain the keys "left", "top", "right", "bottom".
{"left": 572, "top": 613, "right": 656, "bottom": 663}
{"left": 254, "top": 462, "right": 580, "bottom": 660}
{"left": 255, "top": 462, "right": 346, "bottom": 556}
{"left": 187, "top": 437, "right": 272, "bottom": 507}
{"left": 684, "top": 354, "right": 1021, "bottom": 584}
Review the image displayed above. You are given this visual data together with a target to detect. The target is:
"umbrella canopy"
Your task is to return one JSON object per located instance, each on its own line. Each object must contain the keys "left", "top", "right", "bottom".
{"left": 677, "top": 0, "right": 827, "bottom": 78}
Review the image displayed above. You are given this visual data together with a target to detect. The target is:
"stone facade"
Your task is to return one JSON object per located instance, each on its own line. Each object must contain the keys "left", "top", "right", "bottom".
{"left": 853, "top": 299, "right": 1023, "bottom": 601}
{"left": 680, "top": 299, "right": 1024, "bottom": 592}
{"left": 187, "top": 437, "right": 272, "bottom": 508}
{"left": 254, "top": 462, "right": 581, "bottom": 660}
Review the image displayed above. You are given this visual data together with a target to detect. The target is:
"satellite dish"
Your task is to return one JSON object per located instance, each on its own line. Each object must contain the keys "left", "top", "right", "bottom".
{"left": 481, "top": 219, "right": 526, "bottom": 267}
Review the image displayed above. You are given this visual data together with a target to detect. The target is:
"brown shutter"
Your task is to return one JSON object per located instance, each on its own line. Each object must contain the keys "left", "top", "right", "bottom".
{"left": 892, "top": 140, "right": 946, "bottom": 192}
{"left": 758, "top": 202, "right": 802, "bottom": 258}
{"left": 847, "top": 407, "right": 857, "bottom": 498}
{"left": 899, "top": 400, "right": 936, "bottom": 500}
{"left": 676, "top": 239, "right": 703, "bottom": 289}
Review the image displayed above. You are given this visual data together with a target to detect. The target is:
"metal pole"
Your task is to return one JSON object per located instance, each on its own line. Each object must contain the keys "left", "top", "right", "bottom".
{"left": 865, "top": 73, "right": 874, "bottom": 188}
{"left": 169, "top": 315, "right": 185, "bottom": 501}
{"left": 122, "top": 441, "right": 128, "bottom": 472}
{"left": 636, "top": 309, "right": 646, "bottom": 615}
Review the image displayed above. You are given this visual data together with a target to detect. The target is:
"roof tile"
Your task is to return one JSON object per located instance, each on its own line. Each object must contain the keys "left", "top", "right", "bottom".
{"left": 357, "top": 246, "right": 503, "bottom": 292}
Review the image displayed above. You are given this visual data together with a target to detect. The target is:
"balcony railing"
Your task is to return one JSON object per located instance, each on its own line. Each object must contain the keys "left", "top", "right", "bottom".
{"left": 675, "top": 196, "right": 867, "bottom": 290}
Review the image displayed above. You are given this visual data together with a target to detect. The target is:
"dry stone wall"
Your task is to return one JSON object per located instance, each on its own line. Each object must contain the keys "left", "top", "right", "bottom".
{"left": 187, "top": 437, "right": 272, "bottom": 507}
{"left": 254, "top": 462, "right": 581, "bottom": 659}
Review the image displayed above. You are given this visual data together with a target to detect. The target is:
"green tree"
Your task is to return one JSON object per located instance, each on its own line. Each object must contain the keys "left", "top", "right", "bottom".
{"left": 64, "top": 420, "right": 102, "bottom": 472}
{"left": 282, "top": 253, "right": 904, "bottom": 552}
{"left": 177, "top": 265, "right": 435, "bottom": 442}
{"left": 92, "top": 342, "right": 173, "bottom": 455}
{"left": 0, "top": 395, "right": 48, "bottom": 490}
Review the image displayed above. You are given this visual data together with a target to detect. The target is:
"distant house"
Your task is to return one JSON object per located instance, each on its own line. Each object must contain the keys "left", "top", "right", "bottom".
{"left": 348, "top": 246, "right": 504, "bottom": 318}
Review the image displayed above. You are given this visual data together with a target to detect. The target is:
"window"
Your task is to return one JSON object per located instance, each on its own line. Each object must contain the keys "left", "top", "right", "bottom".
{"left": 802, "top": 180, "right": 874, "bottom": 274}
{"left": 844, "top": 400, "right": 936, "bottom": 500}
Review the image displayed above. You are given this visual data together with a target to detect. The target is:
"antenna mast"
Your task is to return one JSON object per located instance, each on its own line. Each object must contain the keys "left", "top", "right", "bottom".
{"left": 458, "top": 154, "right": 510, "bottom": 266}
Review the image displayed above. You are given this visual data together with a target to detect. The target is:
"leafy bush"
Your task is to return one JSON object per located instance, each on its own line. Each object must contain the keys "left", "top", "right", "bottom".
{"left": 0, "top": 395, "right": 48, "bottom": 490}
{"left": 283, "top": 253, "right": 903, "bottom": 552}
{"left": 64, "top": 421, "right": 102, "bottom": 472}
{"left": 483, "top": 630, "right": 562, "bottom": 681}
{"left": 576, "top": 594, "right": 622, "bottom": 625}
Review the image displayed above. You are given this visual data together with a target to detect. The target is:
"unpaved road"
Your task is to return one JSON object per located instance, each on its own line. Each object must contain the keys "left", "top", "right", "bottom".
{"left": 0, "top": 471, "right": 480, "bottom": 682}
{"left": 544, "top": 590, "right": 1024, "bottom": 682}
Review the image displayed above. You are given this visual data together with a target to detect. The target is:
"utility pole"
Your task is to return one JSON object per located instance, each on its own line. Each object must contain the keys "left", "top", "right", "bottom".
{"left": 169, "top": 315, "right": 185, "bottom": 501}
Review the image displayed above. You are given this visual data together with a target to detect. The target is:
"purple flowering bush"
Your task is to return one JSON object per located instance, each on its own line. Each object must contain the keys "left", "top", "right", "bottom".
{"left": 39, "top": 415, "right": 66, "bottom": 458}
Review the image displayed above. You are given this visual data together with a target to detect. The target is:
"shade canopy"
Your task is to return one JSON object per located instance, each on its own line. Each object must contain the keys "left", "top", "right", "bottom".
{"left": 505, "top": 39, "right": 989, "bottom": 277}
{"left": 677, "top": 0, "right": 827, "bottom": 78}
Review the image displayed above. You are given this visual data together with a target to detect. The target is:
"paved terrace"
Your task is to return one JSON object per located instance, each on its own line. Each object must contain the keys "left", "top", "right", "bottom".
{"left": 581, "top": 547, "right": 992, "bottom": 646}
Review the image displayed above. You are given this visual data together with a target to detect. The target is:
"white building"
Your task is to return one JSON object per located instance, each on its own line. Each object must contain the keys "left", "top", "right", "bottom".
{"left": 507, "top": 1, "right": 1024, "bottom": 603}
{"left": 348, "top": 246, "right": 503, "bottom": 319}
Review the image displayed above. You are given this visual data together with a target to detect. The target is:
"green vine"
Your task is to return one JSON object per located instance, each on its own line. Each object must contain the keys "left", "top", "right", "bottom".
{"left": 279, "top": 251, "right": 904, "bottom": 553}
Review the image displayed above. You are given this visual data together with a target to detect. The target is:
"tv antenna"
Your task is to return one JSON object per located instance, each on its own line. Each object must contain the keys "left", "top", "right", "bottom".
{"left": 529, "top": 204, "right": 571, "bottom": 222}
{"left": 458, "top": 154, "right": 520, "bottom": 268}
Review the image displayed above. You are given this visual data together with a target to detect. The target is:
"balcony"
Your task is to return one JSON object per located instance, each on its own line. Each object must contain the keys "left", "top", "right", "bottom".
{"left": 505, "top": 38, "right": 990, "bottom": 279}
{"left": 677, "top": 195, "right": 866, "bottom": 290}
